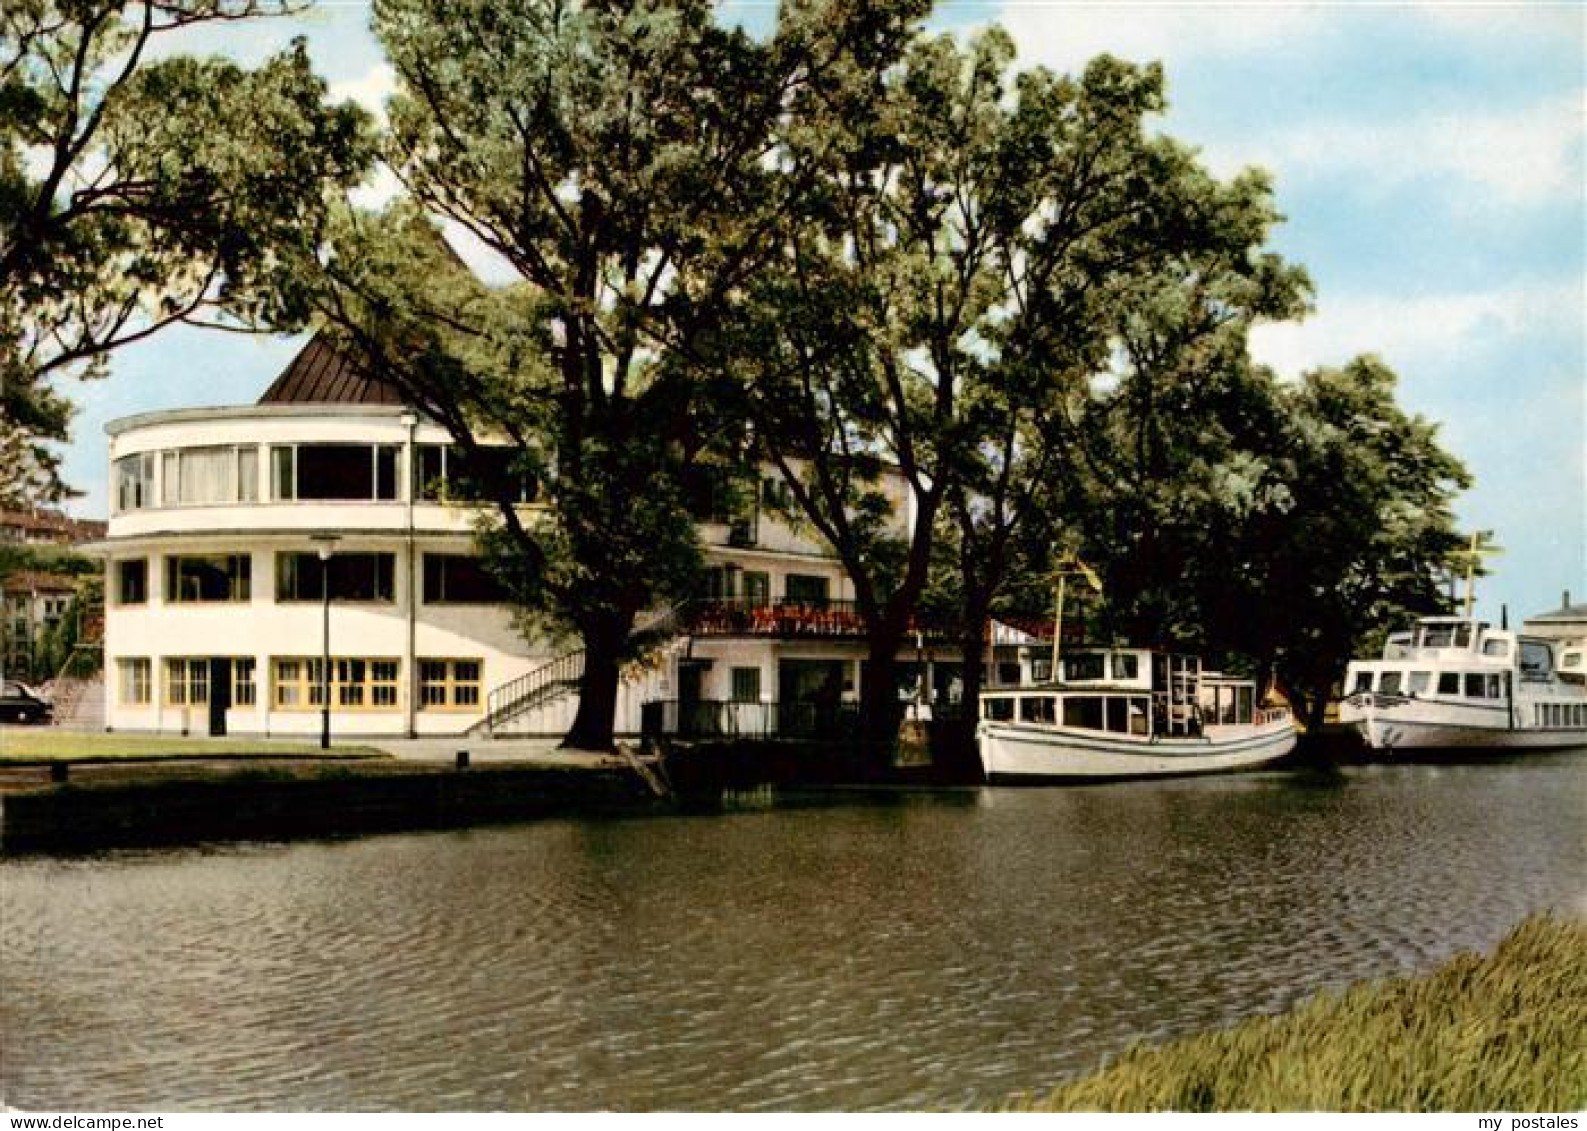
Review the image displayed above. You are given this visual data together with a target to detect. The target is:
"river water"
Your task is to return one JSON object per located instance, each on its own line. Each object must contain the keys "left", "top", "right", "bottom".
{"left": 3, "top": 758, "right": 1584, "bottom": 1111}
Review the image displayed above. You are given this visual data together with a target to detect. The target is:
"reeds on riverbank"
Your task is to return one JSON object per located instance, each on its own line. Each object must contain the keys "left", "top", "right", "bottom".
{"left": 1013, "top": 913, "right": 1587, "bottom": 1112}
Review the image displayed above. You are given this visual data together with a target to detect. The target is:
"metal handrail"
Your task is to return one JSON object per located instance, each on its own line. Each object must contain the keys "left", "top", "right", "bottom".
{"left": 684, "top": 597, "right": 951, "bottom": 640}
{"left": 480, "top": 602, "right": 690, "bottom": 735}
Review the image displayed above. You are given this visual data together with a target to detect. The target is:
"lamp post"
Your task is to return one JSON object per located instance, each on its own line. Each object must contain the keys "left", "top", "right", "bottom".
{"left": 310, "top": 534, "right": 342, "bottom": 749}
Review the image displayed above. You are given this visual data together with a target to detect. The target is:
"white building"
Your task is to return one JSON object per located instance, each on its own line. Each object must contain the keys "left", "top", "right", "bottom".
{"left": 97, "top": 337, "right": 1020, "bottom": 741}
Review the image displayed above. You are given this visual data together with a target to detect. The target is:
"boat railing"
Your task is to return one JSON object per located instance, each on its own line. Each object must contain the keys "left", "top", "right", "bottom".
{"left": 1255, "top": 705, "right": 1292, "bottom": 727}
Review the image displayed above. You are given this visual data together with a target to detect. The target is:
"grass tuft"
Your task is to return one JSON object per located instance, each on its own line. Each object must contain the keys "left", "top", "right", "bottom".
{"left": 1009, "top": 914, "right": 1587, "bottom": 1112}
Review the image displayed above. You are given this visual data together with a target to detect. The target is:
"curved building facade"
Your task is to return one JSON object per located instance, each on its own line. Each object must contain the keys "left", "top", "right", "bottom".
{"left": 97, "top": 337, "right": 991, "bottom": 741}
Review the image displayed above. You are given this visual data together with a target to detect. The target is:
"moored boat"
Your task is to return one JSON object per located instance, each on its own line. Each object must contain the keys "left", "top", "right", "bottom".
{"left": 976, "top": 648, "right": 1296, "bottom": 782}
{"left": 1339, "top": 615, "right": 1587, "bottom": 753}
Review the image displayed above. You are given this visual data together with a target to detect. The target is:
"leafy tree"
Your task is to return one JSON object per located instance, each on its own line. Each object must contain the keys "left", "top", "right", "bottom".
{"left": 1260, "top": 357, "right": 1472, "bottom": 727}
{"left": 725, "top": 30, "right": 1291, "bottom": 754}
{"left": 314, "top": 0, "right": 926, "bottom": 751}
{"left": 1063, "top": 337, "right": 1469, "bottom": 728}
{"left": 0, "top": 0, "right": 373, "bottom": 506}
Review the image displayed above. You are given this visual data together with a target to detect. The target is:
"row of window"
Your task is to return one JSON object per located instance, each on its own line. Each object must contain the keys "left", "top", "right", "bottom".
{"left": 117, "top": 657, "right": 482, "bottom": 712}
{"left": 1352, "top": 669, "right": 1506, "bottom": 700}
{"left": 1535, "top": 703, "right": 1586, "bottom": 729}
{"left": 115, "top": 443, "right": 538, "bottom": 512}
{"left": 116, "top": 553, "right": 506, "bottom": 605}
{"left": 702, "top": 567, "right": 833, "bottom": 603}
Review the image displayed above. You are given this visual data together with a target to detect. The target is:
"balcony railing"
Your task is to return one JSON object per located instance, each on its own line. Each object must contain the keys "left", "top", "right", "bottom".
{"left": 684, "top": 598, "right": 951, "bottom": 641}
{"left": 641, "top": 698, "right": 862, "bottom": 741}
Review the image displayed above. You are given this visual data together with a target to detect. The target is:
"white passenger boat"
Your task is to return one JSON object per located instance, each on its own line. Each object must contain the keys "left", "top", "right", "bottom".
{"left": 976, "top": 649, "right": 1297, "bottom": 782}
{"left": 1339, "top": 615, "right": 1587, "bottom": 753}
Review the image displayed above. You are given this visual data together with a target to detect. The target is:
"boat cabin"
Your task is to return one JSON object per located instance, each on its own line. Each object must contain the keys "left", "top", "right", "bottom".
{"left": 1347, "top": 615, "right": 1571, "bottom": 702}
{"left": 979, "top": 648, "right": 1265, "bottom": 739}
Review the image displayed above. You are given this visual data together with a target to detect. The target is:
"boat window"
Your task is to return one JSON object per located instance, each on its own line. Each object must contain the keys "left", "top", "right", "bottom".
{"left": 1421, "top": 624, "right": 1454, "bottom": 648}
{"left": 1352, "top": 670, "right": 1374, "bottom": 693}
{"left": 1482, "top": 638, "right": 1510, "bottom": 658}
{"left": 1237, "top": 686, "right": 1252, "bottom": 724}
{"left": 1438, "top": 673, "right": 1460, "bottom": 695}
{"left": 1408, "top": 672, "right": 1431, "bottom": 696}
{"left": 1220, "top": 689, "right": 1239, "bottom": 725}
{"left": 1112, "top": 654, "right": 1140, "bottom": 681}
{"left": 1488, "top": 674, "right": 1503, "bottom": 699}
{"left": 1519, "top": 642, "right": 1553, "bottom": 681}
{"left": 1453, "top": 624, "right": 1473, "bottom": 649}
{"left": 1464, "top": 673, "right": 1489, "bottom": 699}
{"left": 1380, "top": 671, "right": 1403, "bottom": 696}
{"left": 1062, "top": 696, "right": 1103, "bottom": 730}
{"left": 1019, "top": 696, "right": 1056, "bottom": 724}
{"left": 1064, "top": 653, "right": 1105, "bottom": 682}
{"left": 997, "top": 662, "right": 1022, "bottom": 686}
{"left": 1031, "top": 659, "right": 1052, "bottom": 682}
{"left": 984, "top": 698, "right": 1014, "bottom": 721}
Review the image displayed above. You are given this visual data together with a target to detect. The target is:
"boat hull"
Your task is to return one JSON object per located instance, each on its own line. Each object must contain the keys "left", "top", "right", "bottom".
{"left": 1341, "top": 692, "right": 1587, "bottom": 753}
{"left": 977, "top": 718, "right": 1296, "bottom": 782}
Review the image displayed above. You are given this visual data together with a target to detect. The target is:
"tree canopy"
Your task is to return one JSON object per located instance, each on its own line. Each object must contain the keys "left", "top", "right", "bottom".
{"left": 0, "top": 0, "right": 372, "bottom": 506}
{"left": 311, "top": 0, "right": 930, "bottom": 749}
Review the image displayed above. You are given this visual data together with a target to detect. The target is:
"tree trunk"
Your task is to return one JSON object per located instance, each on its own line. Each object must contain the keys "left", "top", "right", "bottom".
{"left": 953, "top": 622, "right": 988, "bottom": 781}
{"left": 561, "top": 618, "right": 628, "bottom": 752}
{"left": 859, "top": 624, "right": 908, "bottom": 764}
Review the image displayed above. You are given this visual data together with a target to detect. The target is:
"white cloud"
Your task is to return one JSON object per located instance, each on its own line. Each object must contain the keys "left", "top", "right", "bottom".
{"left": 995, "top": 2, "right": 1333, "bottom": 76}
{"left": 1198, "top": 93, "right": 1584, "bottom": 207}
{"left": 1249, "top": 280, "right": 1584, "bottom": 378}
{"left": 330, "top": 62, "right": 397, "bottom": 125}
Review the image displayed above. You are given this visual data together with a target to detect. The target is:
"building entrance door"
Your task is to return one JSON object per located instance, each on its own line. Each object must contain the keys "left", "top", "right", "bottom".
{"left": 207, "top": 657, "right": 232, "bottom": 737}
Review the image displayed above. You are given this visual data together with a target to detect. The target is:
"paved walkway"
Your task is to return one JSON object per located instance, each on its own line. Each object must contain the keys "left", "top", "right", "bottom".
{"left": 363, "top": 736, "right": 626, "bottom": 768}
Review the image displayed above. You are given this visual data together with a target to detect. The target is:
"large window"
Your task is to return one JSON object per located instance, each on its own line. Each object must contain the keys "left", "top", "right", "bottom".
{"left": 118, "top": 658, "right": 151, "bottom": 706}
{"left": 117, "top": 560, "right": 147, "bottom": 605}
{"left": 165, "top": 554, "right": 250, "bottom": 602}
{"left": 415, "top": 444, "right": 537, "bottom": 504}
{"left": 419, "top": 658, "right": 482, "bottom": 711}
{"left": 784, "top": 574, "right": 830, "bottom": 604}
{"left": 160, "top": 445, "right": 258, "bottom": 506}
{"left": 731, "top": 667, "right": 761, "bottom": 703}
{"left": 164, "top": 658, "right": 210, "bottom": 706}
{"left": 113, "top": 453, "right": 155, "bottom": 512}
{"left": 272, "top": 657, "right": 400, "bottom": 711}
{"left": 271, "top": 444, "right": 400, "bottom": 501}
{"left": 422, "top": 554, "right": 508, "bottom": 604}
{"left": 277, "top": 552, "right": 395, "bottom": 602}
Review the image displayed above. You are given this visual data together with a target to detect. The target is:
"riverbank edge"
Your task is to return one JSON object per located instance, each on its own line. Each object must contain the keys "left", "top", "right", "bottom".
{"left": 1006, "top": 913, "right": 1587, "bottom": 1112}
{"left": 0, "top": 759, "right": 665, "bottom": 852}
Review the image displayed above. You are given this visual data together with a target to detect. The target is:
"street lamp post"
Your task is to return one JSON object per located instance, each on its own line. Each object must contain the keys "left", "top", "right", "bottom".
{"left": 310, "top": 534, "right": 342, "bottom": 749}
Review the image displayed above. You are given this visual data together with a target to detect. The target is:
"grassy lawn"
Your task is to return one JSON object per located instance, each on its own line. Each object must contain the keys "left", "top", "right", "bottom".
{"left": 1010, "top": 914, "right": 1586, "bottom": 1112}
{"left": 0, "top": 728, "right": 384, "bottom": 763}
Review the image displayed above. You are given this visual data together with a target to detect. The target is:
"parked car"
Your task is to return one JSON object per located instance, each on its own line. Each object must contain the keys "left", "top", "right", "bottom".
{"left": 0, "top": 680, "right": 54, "bottom": 725}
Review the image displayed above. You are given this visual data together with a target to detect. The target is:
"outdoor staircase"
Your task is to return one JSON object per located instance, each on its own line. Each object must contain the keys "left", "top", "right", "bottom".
{"left": 472, "top": 604, "right": 692, "bottom": 737}
{"left": 46, "top": 674, "right": 105, "bottom": 731}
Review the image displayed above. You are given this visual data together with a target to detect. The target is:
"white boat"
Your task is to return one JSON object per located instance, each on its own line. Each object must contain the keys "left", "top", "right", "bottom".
{"left": 976, "top": 648, "right": 1297, "bottom": 782}
{"left": 1339, "top": 615, "right": 1587, "bottom": 753}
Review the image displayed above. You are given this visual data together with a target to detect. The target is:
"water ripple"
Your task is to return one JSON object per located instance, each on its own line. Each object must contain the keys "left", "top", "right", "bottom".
{"left": 3, "top": 759, "right": 1584, "bottom": 1110}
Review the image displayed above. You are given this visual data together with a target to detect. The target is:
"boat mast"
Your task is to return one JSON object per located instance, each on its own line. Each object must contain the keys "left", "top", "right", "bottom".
{"left": 1050, "top": 552, "right": 1103, "bottom": 680}
{"left": 1457, "top": 530, "right": 1497, "bottom": 618}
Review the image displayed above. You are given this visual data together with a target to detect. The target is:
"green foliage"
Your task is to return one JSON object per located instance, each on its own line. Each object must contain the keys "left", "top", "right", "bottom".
{"left": 314, "top": 0, "right": 930, "bottom": 747}
{"left": 0, "top": 1, "right": 374, "bottom": 505}
{"left": 724, "top": 24, "right": 1312, "bottom": 741}
{"left": 1010, "top": 914, "right": 1587, "bottom": 1112}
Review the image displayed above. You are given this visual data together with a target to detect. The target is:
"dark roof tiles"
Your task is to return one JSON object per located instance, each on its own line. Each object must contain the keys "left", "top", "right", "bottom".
{"left": 257, "top": 333, "right": 408, "bottom": 406}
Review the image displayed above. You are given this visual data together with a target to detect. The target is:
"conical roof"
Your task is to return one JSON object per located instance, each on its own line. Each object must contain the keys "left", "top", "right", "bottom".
{"left": 257, "top": 333, "right": 408, "bottom": 406}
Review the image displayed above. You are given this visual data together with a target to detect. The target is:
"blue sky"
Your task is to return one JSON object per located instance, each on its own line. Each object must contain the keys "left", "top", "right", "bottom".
{"left": 57, "top": 0, "right": 1585, "bottom": 622}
